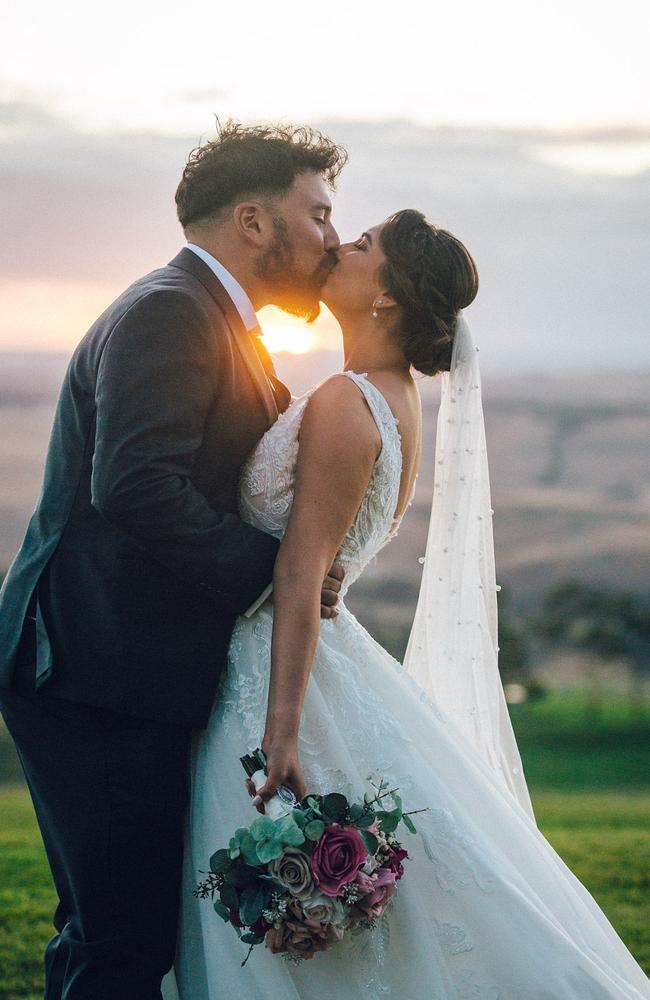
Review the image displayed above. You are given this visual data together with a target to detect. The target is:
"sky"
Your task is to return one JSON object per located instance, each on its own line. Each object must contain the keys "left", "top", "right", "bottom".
{"left": 1, "top": 0, "right": 649, "bottom": 368}
{"left": 2, "top": 0, "right": 649, "bottom": 132}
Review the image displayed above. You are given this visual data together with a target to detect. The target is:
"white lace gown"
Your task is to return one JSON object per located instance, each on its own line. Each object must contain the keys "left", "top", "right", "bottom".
{"left": 162, "top": 372, "right": 650, "bottom": 1000}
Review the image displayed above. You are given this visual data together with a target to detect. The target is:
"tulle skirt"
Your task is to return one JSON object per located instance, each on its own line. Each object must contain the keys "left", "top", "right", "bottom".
{"left": 162, "top": 602, "right": 650, "bottom": 999}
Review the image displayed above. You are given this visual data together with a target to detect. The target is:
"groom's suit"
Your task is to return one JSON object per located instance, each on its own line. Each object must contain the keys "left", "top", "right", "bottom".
{"left": 0, "top": 247, "right": 292, "bottom": 999}
{"left": 0, "top": 246, "right": 289, "bottom": 726}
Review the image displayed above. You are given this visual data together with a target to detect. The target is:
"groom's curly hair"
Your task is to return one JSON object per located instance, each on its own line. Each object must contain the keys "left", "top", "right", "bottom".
{"left": 175, "top": 119, "right": 348, "bottom": 227}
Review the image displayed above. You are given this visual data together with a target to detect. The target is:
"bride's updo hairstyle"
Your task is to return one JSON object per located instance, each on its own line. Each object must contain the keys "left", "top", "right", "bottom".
{"left": 378, "top": 210, "right": 479, "bottom": 376}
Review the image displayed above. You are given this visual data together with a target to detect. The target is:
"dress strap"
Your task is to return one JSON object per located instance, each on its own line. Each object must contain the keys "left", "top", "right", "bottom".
{"left": 338, "top": 371, "right": 402, "bottom": 451}
{"left": 339, "top": 371, "right": 404, "bottom": 532}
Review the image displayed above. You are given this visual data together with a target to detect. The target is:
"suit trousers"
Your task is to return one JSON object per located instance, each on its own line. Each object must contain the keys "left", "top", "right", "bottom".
{"left": 0, "top": 679, "right": 191, "bottom": 1000}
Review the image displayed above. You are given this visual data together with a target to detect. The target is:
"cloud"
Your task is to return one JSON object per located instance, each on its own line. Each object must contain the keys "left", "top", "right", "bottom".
{"left": 0, "top": 98, "right": 57, "bottom": 129}
{"left": 1, "top": 103, "right": 649, "bottom": 369}
{"left": 0, "top": 98, "right": 189, "bottom": 283}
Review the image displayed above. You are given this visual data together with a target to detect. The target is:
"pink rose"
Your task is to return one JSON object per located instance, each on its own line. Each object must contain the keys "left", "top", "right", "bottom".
{"left": 354, "top": 870, "right": 376, "bottom": 895}
{"left": 384, "top": 846, "right": 409, "bottom": 881}
{"left": 356, "top": 866, "right": 397, "bottom": 919}
{"left": 311, "top": 824, "right": 368, "bottom": 897}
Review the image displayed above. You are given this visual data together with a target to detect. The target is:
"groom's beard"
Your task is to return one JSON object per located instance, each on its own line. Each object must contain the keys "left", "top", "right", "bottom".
{"left": 255, "top": 217, "right": 336, "bottom": 323}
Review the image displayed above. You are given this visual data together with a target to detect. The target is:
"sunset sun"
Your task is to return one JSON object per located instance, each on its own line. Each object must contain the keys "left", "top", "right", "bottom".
{"left": 257, "top": 304, "right": 341, "bottom": 355}
{"left": 260, "top": 324, "right": 316, "bottom": 355}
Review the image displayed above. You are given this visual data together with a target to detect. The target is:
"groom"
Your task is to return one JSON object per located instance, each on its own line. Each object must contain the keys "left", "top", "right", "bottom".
{"left": 0, "top": 122, "right": 347, "bottom": 999}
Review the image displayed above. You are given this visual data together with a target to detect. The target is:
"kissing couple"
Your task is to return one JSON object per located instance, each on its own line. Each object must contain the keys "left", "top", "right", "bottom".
{"left": 1, "top": 121, "right": 648, "bottom": 999}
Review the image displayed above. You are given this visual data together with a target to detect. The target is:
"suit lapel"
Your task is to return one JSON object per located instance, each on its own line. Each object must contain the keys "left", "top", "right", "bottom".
{"left": 168, "top": 248, "right": 279, "bottom": 426}
{"left": 249, "top": 326, "right": 293, "bottom": 414}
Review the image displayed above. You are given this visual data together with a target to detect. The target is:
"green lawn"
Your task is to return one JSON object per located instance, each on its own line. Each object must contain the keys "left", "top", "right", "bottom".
{"left": 1, "top": 787, "right": 59, "bottom": 1000}
{"left": 1, "top": 691, "right": 649, "bottom": 997}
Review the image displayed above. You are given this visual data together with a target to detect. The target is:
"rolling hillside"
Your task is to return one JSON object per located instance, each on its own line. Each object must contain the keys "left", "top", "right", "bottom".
{"left": 1, "top": 352, "right": 649, "bottom": 651}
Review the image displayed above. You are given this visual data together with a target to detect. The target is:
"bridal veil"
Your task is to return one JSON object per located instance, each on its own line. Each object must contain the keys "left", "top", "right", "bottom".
{"left": 403, "top": 311, "right": 535, "bottom": 821}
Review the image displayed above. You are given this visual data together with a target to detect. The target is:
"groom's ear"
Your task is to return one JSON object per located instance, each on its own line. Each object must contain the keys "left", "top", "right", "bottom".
{"left": 232, "top": 201, "right": 271, "bottom": 249}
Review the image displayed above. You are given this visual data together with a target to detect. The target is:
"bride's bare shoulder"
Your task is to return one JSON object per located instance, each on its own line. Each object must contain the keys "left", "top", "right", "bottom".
{"left": 299, "top": 373, "right": 382, "bottom": 457}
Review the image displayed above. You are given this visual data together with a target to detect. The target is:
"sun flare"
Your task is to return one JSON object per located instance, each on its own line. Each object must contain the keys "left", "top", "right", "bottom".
{"left": 257, "top": 304, "right": 341, "bottom": 355}
{"left": 260, "top": 325, "right": 316, "bottom": 355}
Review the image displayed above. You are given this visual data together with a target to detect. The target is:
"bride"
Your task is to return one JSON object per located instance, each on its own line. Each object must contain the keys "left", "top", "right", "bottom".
{"left": 163, "top": 209, "right": 649, "bottom": 999}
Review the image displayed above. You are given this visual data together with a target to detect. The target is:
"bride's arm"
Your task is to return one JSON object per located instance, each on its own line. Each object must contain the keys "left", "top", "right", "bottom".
{"left": 256, "top": 376, "right": 381, "bottom": 807}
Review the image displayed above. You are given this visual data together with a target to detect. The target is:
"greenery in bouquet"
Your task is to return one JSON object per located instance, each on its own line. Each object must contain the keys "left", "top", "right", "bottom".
{"left": 195, "top": 776, "right": 427, "bottom": 966}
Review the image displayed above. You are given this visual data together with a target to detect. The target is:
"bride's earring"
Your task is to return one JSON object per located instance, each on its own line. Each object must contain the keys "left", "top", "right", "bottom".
{"left": 372, "top": 298, "right": 383, "bottom": 319}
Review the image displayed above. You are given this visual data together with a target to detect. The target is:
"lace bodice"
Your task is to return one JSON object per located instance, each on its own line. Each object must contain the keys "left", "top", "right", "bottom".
{"left": 238, "top": 371, "right": 405, "bottom": 597}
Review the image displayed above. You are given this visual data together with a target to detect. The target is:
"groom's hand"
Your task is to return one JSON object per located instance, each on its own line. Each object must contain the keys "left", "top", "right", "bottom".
{"left": 320, "top": 557, "right": 345, "bottom": 619}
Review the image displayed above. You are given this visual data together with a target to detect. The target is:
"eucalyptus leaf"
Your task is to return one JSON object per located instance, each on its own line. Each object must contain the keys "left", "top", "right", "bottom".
{"left": 239, "top": 886, "right": 266, "bottom": 925}
{"left": 220, "top": 883, "right": 239, "bottom": 911}
{"left": 322, "top": 793, "right": 348, "bottom": 822}
{"left": 378, "top": 810, "right": 400, "bottom": 833}
{"left": 209, "top": 849, "right": 232, "bottom": 874}
{"left": 402, "top": 814, "right": 417, "bottom": 834}
{"left": 304, "top": 819, "right": 325, "bottom": 840}
{"left": 225, "top": 865, "right": 263, "bottom": 888}
{"left": 291, "top": 808, "right": 307, "bottom": 828}
{"left": 356, "top": 811, "right": 378, "bottom": 827}
{"left": 360, "top": 830, "right": 379, "bottom": 854}
{"left": 213, "top": 900, "right": 230, "bottom": 922}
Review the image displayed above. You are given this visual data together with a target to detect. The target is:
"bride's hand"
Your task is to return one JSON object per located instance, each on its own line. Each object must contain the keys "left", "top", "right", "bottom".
{"left": 253, "top": 737, "right": 307, "bottom": 813}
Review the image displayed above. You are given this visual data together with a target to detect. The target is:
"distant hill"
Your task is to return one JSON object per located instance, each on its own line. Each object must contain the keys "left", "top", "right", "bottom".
{"left": 1, "top": 351, "right": 649, "bottom": 653}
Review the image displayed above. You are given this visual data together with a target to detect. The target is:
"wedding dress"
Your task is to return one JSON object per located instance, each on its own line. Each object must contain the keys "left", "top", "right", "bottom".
{"left": 162, "top": 371, "right": 649, "bottom": 1000}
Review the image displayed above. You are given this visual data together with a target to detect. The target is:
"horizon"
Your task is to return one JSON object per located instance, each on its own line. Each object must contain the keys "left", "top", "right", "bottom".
{"left": 2, "top": 119, "right": 649, "bottom": 368}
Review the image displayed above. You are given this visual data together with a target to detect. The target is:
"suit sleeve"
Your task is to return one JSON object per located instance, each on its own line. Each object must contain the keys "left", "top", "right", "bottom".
{"left": 91, "top": 288, "right": 279, "bottom": 614}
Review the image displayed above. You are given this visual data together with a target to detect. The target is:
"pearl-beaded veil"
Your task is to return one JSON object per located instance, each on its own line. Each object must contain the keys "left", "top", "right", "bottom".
{"left": 403, "top": 311, "right": 535, "bottom": 820}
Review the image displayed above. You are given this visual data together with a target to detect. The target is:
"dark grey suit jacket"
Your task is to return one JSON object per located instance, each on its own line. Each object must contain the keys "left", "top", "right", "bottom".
{"left": 0, "top": 248, "right": 290, "bottom": 728}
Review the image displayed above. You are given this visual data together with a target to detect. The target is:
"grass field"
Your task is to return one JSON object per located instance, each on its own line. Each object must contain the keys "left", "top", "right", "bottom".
{"left": 1, "top": 691, "right": 649, "bottom": 998}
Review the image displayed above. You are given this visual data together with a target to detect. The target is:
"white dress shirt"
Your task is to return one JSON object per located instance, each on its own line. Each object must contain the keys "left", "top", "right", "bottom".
{"left": 185, "top": 243, "right": 273, "bottom": 617}
{"left": 185, "top": 243, "right": 257, "bottom": 331}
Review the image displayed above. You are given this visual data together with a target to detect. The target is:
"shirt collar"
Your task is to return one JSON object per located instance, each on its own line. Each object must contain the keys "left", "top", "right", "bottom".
{"left": 185, "top": 243, "right": 258, "bottom": 332}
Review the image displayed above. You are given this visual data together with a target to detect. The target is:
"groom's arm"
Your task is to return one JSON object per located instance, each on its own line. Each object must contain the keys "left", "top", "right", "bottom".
{"left": 91, "top": 288, "right": 279, "bottom": 615}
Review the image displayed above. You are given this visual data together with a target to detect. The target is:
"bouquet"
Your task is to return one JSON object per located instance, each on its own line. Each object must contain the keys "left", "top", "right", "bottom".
{"left": 195, "top": 749, "right": 426, "bottom": 966}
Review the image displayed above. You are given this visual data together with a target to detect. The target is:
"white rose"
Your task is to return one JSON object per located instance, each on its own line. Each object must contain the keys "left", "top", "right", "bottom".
{"left": 301, "top": 892, "right": 334, "bottom": 923}
{"left": 301, "top": 892, "right": 351, "bottom": 929}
